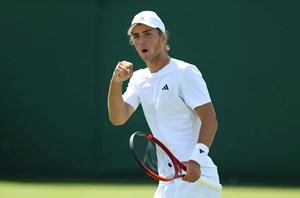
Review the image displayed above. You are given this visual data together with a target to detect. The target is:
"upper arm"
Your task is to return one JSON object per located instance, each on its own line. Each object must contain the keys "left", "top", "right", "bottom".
{"left": 194, "top": 102, "right": 217, "bottom": 122}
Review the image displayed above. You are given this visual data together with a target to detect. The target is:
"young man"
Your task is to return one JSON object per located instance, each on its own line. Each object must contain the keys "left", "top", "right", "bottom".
{"left": 108, "top": 10, "right": 221, "bottom": 198}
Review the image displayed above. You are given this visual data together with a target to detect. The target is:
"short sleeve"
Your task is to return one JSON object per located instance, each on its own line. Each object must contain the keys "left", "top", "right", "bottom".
{"left": 180, "top": 65, "right": 211, "bottom": 110}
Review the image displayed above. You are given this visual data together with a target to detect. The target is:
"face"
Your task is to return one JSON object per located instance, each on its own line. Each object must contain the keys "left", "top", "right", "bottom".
{"left": 130, "top": 24, "right": 165, "bottom": 62}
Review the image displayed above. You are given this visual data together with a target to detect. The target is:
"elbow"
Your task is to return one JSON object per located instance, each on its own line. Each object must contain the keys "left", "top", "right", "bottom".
{"left": 108, "top": 107, "right": 131, "bottom": 126}
{"left": 109, "top": 117, "right": 126, "bottom": 126}
{"left": 213, "top": 116, "right": 219, "bottom": 132}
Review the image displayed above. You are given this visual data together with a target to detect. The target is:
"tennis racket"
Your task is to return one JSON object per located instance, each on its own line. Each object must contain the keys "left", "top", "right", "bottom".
{"left": 129, "top": 131, "right": 222, "bottom": 192}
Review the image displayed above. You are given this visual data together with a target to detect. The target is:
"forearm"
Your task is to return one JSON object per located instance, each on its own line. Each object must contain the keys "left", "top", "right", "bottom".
{"left": 108, "top": 61, "right": 134, "bottom": 125}
{"left": 198, "top": 116, "right": 218, "bottom": 149}
{"left": 189, "top": 104, "right": 218, "bottom": 168}
{"left": 194, "top": 103, "right": 218, "bottom": 149}
{"left": 186, "top": 105, "right": 218, "bottom": 181}
{"left": 107, "top": 80, "right": 128, "bottom": 125}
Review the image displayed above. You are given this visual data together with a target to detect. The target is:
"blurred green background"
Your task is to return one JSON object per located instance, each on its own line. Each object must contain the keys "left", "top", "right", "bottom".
{"left": 0, "top": 0, "right": 299, "bottom": 186}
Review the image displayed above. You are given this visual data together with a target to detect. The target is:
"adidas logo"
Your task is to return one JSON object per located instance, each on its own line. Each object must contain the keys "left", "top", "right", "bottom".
{"left": 162, "top": 84, "right": 169, "bottom": 90}
{"left": 138, "top": 17, "right": 145, "bottom": 22}
{"left": 199, "top": 149, "right": 205, "bottom": 154}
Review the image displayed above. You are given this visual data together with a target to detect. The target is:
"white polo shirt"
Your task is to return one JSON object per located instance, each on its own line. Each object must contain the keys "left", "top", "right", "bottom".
{"left": 123, "top": 58, "right": 218, "bottom": 176}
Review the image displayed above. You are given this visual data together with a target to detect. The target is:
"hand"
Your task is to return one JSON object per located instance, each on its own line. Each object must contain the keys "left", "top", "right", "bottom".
{"left": 181, "top": 160, "right": 201, "bottom": 183}
{"left": 111, "top": 61, "right": 133, "bottom": 83}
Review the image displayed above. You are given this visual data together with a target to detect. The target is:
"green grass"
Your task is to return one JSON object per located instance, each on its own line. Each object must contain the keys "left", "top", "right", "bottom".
{"left": 0, "top": 181, "right": 300, "bottom": 198}
{"left": 0, "top": 181, "right": 155, "bottom": 198}
{"left": 222, "top": 186, "right": 300, "bottom": 198}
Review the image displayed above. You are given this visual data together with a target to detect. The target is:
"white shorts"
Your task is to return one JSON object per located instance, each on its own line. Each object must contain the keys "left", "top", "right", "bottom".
{"left": 153, "top": 176, "right": 221, "bottom": 198}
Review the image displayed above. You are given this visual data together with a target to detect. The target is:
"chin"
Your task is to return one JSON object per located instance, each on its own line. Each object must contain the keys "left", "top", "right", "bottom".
{"left": 140, "top": 54, "right": 150, "bottom": 61}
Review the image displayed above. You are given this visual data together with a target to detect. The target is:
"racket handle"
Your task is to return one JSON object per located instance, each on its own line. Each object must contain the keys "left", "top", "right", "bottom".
{"left": 198, "top": 176, "right": 223, "bottom": 192}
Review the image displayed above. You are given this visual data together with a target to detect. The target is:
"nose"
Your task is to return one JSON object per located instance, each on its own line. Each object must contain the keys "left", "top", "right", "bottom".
{"left": 139, "top": 35, "right": 146, "bottom": 45}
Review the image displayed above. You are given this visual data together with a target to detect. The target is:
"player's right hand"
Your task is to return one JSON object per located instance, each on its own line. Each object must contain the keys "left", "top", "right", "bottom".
{"left": 111, "top": 61, "right": 133, "bottom": 83}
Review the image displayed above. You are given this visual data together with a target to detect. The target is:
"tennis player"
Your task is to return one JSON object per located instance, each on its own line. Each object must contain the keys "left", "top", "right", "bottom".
{"left": 108, "top": 10, "right": 221, "bottom": 198}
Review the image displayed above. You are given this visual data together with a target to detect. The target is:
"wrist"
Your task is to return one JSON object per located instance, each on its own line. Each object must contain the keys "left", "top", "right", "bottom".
{"left": 110, "top": 79, "right": 123, "bottom": 85}
{"left": 189, "top": 143, "right": 209, "bottom": 167}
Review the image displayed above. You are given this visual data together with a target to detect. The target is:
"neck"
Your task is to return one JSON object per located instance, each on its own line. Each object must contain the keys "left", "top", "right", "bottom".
{"left": 146, "top": 54, "right": 171, "bottom": 73}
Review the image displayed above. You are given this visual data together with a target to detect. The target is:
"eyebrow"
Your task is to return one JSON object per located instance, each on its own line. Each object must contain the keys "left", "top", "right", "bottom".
{"left": 132, "top": 29, "right": 154, "bottom": 36}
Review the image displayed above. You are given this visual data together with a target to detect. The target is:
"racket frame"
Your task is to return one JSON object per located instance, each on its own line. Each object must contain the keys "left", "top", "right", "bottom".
{"left": 130, "top": 131, "right": 183, "bottom": 181}
{"left": 129, "top": 131, "right": 223, "bottom": 192}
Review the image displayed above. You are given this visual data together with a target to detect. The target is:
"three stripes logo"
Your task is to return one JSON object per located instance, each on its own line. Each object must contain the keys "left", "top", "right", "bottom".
{"left": 199, "top": 149, "right": 205, "bottom": 154}
{"left": 162, "top": 84, "right": 169, "bottom": 90}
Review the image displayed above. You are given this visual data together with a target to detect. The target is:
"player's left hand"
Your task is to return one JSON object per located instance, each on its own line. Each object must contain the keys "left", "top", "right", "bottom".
{"left": 181, "top": 160, "right": 201, "bottom": 183}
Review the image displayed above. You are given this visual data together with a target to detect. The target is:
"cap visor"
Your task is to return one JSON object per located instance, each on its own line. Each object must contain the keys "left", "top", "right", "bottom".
{"left": 127, "top": 22, "right": 159, "bottom": 35}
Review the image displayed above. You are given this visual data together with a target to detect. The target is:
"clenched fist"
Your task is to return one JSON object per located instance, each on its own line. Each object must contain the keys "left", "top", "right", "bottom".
{"left": 111, "top": 61, "right": 134, "bottom": 83}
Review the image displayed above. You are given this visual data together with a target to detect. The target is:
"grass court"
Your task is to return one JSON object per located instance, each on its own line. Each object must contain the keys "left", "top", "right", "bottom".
{"left": 1, "top": 181, "right": 300, "bottom": 198}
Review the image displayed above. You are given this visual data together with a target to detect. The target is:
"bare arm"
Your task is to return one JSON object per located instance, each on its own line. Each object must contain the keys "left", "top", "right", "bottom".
{"left": 107, "top": 61, "right": 135, "bottom": 125}
{"left": 182, "top": 102, "right": 218, "bottom": 182}
{"left": 195, "top": 102, "right": 218, "bottom": 148}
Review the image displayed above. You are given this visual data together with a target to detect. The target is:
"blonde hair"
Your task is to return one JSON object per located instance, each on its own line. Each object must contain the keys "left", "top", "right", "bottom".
{"left": 160, "top": 30, "right": 170, "bottom": 52}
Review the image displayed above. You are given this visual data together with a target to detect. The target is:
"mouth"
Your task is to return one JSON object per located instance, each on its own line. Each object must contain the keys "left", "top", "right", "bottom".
{"left": 141, "top": 49, "right": 148, "bottom": 53}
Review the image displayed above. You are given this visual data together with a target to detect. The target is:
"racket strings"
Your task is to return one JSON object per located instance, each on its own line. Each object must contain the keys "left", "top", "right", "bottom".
{"left": 134, "top": 135, "right": 176, "bottom": 179}
{"left": 156, "top": 146, "right": 176, "bottom": 178}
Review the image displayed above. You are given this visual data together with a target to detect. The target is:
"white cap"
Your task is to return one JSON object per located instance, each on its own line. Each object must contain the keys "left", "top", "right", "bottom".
{"left": 127, "top": 11, "right": 165, "bottom": 35}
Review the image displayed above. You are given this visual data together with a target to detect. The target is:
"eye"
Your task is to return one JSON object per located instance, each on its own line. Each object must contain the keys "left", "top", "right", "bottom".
{"left": 132, "top": 35, "right": 139, "bottom": 39}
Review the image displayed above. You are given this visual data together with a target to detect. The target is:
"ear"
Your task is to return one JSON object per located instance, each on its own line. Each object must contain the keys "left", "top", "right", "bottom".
{"left": 161, "top": 32, "right": 168, "bottom": 43}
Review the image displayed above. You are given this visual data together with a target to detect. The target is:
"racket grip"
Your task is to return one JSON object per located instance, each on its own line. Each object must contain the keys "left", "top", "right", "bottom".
{"left": 198, "top": 176, "right": 223, "bottom": 192}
